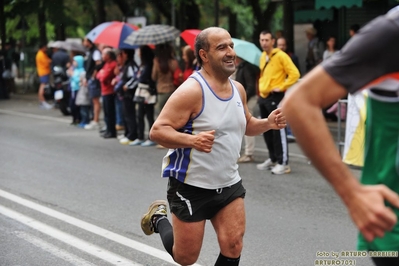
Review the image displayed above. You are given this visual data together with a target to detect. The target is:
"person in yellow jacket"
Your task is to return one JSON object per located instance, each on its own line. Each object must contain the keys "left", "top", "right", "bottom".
{"left": 35, "top": 43, "right": 52, "bottom": 109}
{"left": 256, "top": 30, "right": 300, "bottom": 175}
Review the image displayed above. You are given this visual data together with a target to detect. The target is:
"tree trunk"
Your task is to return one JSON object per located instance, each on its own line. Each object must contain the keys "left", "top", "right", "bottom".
{"left": 151, "top": 1, "right": 171, "bottom": 25}
{"left": 186, "top": 1, "right": 200, "bottom": 29}
{"left": 283, "top": 0, "right": 294, "bottom": 53}
{"left": 249, "top": 0, "right": 278, "bottom": 43}
{"left": 38, "top": 3, "right": 47, "bottom": 45}
{"left": 95, "top": 0, "right": 106, "bottom": 25}
{"left": 53, "top": 0, "right": 66, "bottom": 40}
{"left": 228, "top": 8, "right": 237, "bottom": 38}
{"left": 55, "top": 24, "right": 66, "bottom": 41}
{"left": 178, "top": 1, "right": 186, "bottom": 30}
{"left": 0, "top": 0, "right": 5, "bottom": 52}
{"left": 113, "top": 0, "right": 134, "bottom": 17}
{"left": 214, "top": 0, "right": 219, "bottom": 26}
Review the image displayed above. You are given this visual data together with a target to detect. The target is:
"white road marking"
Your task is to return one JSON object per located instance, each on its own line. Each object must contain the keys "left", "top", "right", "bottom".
{"left": 0, "top": 189, "right": 202, "bottom": 266}
{"left": 14, "top": 231, "right": 96, "bottom": 266}
{"left": 0, "top": 205, "right": 142, "bottom": 266}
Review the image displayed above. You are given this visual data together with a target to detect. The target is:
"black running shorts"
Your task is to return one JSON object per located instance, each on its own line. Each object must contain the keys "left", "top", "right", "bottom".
{"left": 166, "top": 177, "right": 246, "bottom": 222}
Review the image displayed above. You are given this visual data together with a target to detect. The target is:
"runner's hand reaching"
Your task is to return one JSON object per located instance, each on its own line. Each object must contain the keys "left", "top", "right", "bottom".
{"left": 267, "top": 108, "right": 286, "bottom": 130}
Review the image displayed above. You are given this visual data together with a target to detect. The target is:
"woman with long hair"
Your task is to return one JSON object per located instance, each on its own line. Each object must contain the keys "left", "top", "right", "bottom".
{"left": 323, "top": 35, "right": 338, "bottom": 61}
{"left": 118, "top": 49, "right": 140, "bottom": 144}
{"left": 151, "top": 43, "right": 179, "bottom": 114}
{"left": 129, "top": 45, "right": 157, "bottom": 147}
{"left": 181, "top": 45, "right": 196, "bottom": 81}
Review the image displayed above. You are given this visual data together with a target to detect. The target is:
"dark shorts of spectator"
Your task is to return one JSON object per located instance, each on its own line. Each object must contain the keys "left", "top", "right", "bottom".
{"left": 39, "top": 75, "right": 49, "bottom": 84}
{"left": 88, "top": 78, "right": 101, "bottom": 99}
{"left": 167, "top": 177, "right": 246, "bottom": 222}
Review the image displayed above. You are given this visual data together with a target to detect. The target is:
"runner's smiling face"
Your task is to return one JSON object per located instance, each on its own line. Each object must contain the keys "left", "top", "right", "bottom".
{"left": 206, "top": 30, "right": 236, "bottom": 77}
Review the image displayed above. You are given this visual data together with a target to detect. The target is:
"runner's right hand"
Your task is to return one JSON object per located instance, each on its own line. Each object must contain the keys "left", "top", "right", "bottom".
{"left": 193, "top": 130, "right": 215, "bottom": 153}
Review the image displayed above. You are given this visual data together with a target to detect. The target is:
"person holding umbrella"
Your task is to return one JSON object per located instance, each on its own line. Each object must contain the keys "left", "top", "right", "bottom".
{"left": 140, "top": 27, "right": 286, "bottom": 266}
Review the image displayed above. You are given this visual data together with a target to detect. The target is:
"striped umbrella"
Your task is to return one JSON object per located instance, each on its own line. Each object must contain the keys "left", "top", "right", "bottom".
{"left": 86, "top": 21, "right": 140, "bottom": 49}
{"left": 124, "top": 24, "right": 180, "bottom": 46}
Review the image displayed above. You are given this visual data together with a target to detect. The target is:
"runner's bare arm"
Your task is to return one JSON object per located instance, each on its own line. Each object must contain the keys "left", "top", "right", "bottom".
{"left": 233, "top": 81, "right": 286, "bottom": 136}
{"left": 150, "top": 79, "right": 215, "bottom": 153}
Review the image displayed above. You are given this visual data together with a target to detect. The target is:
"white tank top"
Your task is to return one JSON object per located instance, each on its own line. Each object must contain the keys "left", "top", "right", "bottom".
{"left": 161, "top": 72, "right": 246, "bottom": 189}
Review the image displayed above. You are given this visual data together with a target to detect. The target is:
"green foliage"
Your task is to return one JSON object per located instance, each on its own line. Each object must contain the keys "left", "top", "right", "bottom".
{"left": 270, "top": 4, "right": 283, "bottom": 34}
{"left": 3, "top": 0, "right": 282, "bottom": 46}
{"left": 228, "top": 3, "right": 256, "bottom": 39}
{"left": 193, "top": 0, "right": 282, "bottom": 41}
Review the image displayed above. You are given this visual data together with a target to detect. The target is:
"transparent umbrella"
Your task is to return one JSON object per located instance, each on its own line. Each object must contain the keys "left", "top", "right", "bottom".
{"left": 232, "top": 38, "right": 262, "bottom": 67}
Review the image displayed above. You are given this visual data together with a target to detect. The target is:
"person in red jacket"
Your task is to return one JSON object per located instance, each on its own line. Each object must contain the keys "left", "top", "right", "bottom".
{"left": 97, "top": 48, "right": 117, "bottom": 138}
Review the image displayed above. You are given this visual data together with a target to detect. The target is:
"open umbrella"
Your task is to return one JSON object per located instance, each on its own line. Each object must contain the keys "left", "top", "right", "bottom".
{"left": 232, "top": 38, "right": 262, "bottom": 67}
{"left": 86, "top": 21, "right": 140, "bottom": 49}
{"left": 49, "top": 40, "right": 86, "bottom": 53}
{"left": 180, "top": 29, "right": 201, "bottom": 50}
{"left": 123, "top": 24, "right": 180, "bottom": 46}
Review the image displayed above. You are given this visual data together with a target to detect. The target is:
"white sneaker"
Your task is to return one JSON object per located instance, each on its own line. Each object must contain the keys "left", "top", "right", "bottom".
{"left": 119, "top": 137, "right": 132, "bottom": 145}
{"left": 256, "top": 158, "right": 276, "bottom": 170}
{"left": 271, "top": 164, "right": 291, "bottom": 175}
{"left": 40, "top": 101, "right": 53, "bottom": 110}
{"left": 117, "top": 134, "right": 126, "bottom": 140}
{"left": 84, "top": 121, "right": 99, "bottom": 130}
{"left": 129, "top": 139, "right": 144, "bottom": 146}
{"left": 141, "top": 140, "right": 156, "bottom": 147}
{"left": 237, "top": 155, "right": 254, "bottom": 163}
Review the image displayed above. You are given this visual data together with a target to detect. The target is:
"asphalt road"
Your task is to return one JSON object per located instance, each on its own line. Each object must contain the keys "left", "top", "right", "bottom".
{"left": 0, "top": 94, "right": 373, "bottom": 266}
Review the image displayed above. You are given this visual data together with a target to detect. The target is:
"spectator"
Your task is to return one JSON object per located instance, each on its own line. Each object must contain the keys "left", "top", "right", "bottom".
{"left": 276, "top": 37, "right": 301, "bottom": 76}
{"left": 322, "top": 35, "right": 344, "bottom": 122}
{"left": 305, "top": 27, "right": 324, "bottom": 73}
{"left": 235, "top": 57, "right": 260, "bottom": 163}
{"left": 349, "top": 24, "right": 360, "bottom": 37}
{"left": 83, "top": 38, "right": 102, "bottom": 131}
{"left": 75, "top": 72, "right": 91, "bottom": 128}
{"left": 323, "top": 35, "right": 338, "bottom": 61}
{"left": 35, "top": 43, "right": 53, "bottom": 109}
{"left": 0, "top": 51, "right": 11, "bottom": 99}
{"left": 4, "top": 41, "right": 17, "bottom": 94}
{"left": 181, "top": 45, "right": 196, "bottom": 81}
{"left": 275, "top": 29, "right": 283, "bottom": 39}
{"left": 113, "top": 52, "right": 125, "bottom": 133}
{"left": 151, "top": 43, "right": 179, "bottom": 114}
{"left": 67, "top": 55, "right": 85, "bottom": 126}
{"left": 117, "top": 49, "right": 140, "bottom": 145}
{"left": 131, "top": 45, "right": 157, "bottom": 147}
{"left": 276, "top": 36, "right": 301, "bottom": 140}
{"left": 51, "top": 46, "right": 70, "bottom": 71}
{"left": 257, "top": 30, "right": 300, "bottom": 174}
{"left": 96, "top": 48, "right": 117, "bottom": 139}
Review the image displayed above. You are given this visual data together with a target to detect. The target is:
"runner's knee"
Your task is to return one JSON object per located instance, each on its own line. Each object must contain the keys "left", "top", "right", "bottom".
{"left": 218, "top": 232, "right": 244, "bottom": 258}
{"left": 173, "top": 249, "right": 200, "bottom": 266}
